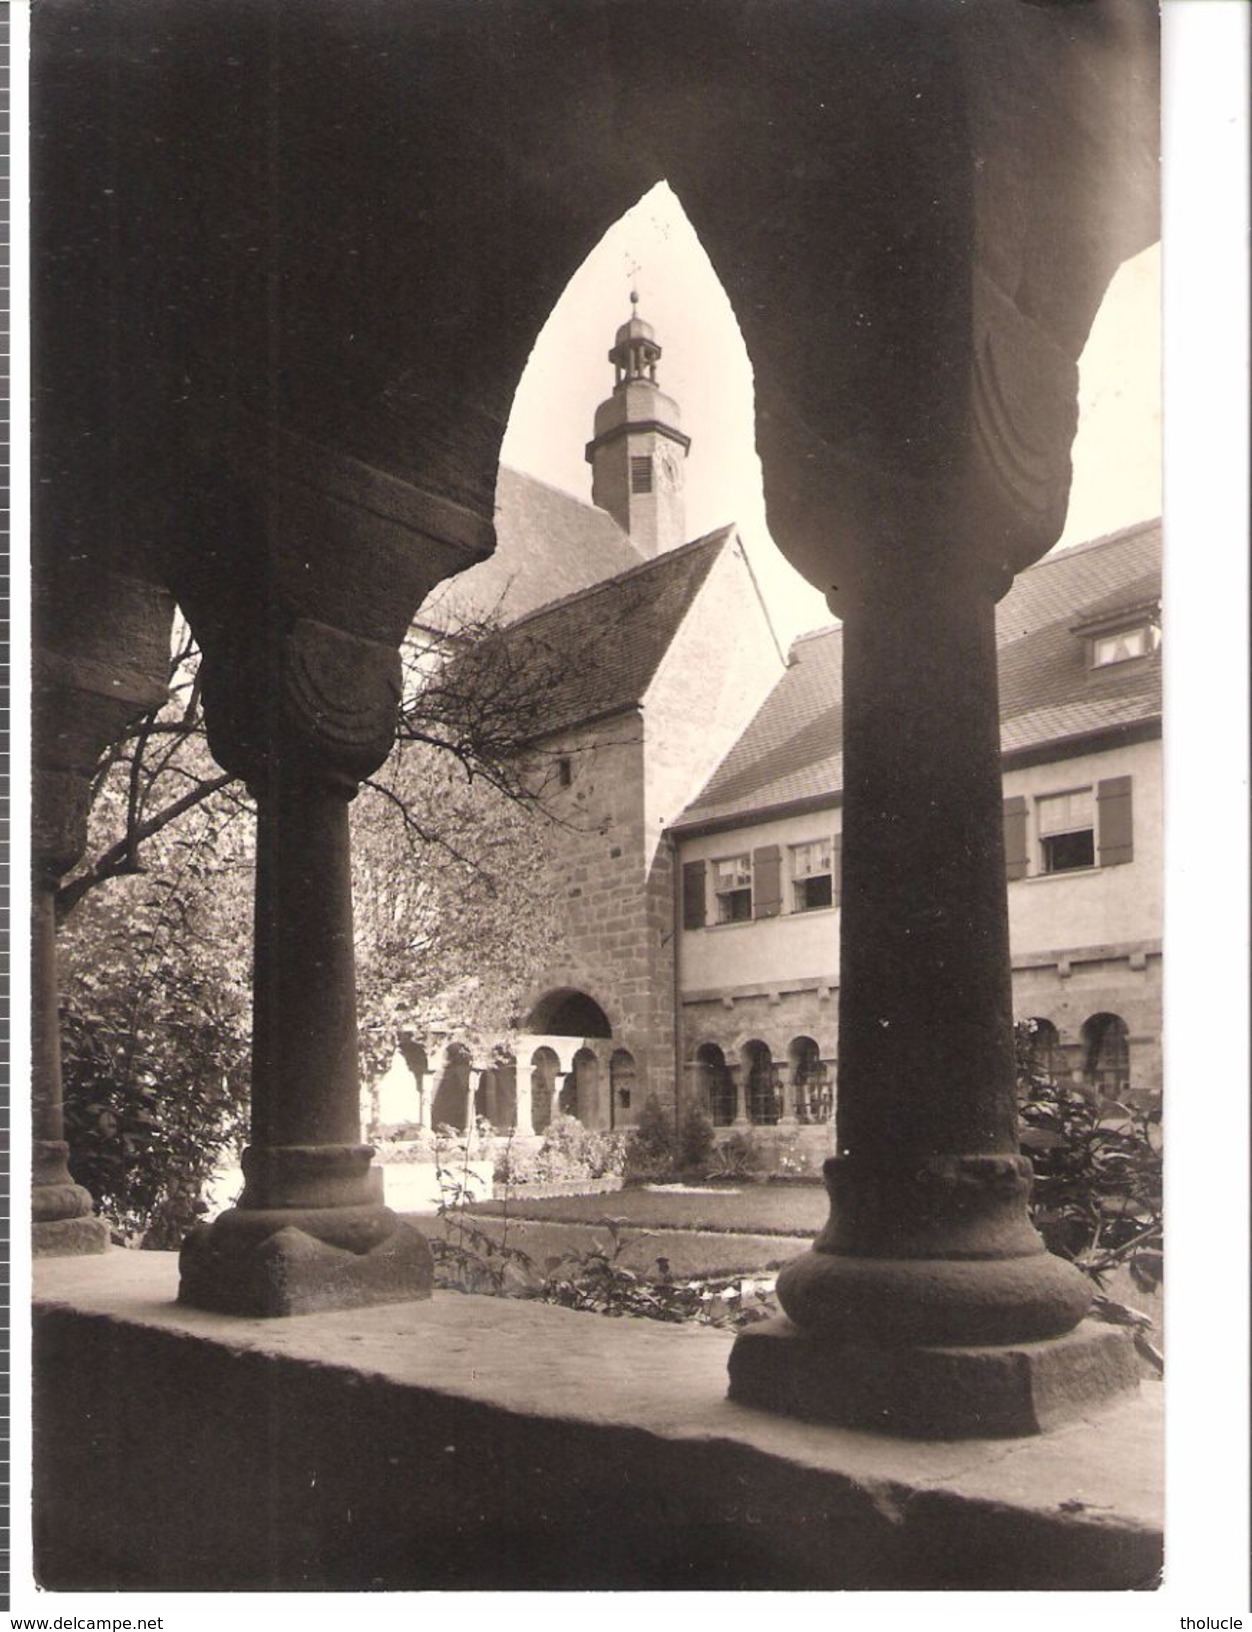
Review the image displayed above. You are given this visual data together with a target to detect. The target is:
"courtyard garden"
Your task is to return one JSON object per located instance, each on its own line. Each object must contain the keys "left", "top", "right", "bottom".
{"left": 404, "top": 1062, "right": 1163, "bottom": 1363}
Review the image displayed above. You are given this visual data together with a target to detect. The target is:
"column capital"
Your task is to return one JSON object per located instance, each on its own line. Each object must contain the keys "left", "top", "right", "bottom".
{"left": 200, "top": 616, "right": 403, "bottom": 796}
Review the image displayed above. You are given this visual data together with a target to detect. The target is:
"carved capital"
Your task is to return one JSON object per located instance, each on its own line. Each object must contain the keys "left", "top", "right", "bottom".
{"left": 200, "top": 618, "right": 401, "bottom": 795}
{"left": 282, "top": 618, "right": 402, "bottom": 787}
{"left": 967, "top": 269, "right": 1082, "bottom": 575}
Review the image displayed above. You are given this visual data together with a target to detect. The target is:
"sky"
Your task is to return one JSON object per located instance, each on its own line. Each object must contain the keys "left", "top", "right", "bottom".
{"left": 501, "top": 182, "right": 1162, "bottom": 647}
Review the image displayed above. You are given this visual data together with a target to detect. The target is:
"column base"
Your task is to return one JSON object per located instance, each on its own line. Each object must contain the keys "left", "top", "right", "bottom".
{"left": 33, "top": 1142, "right": 108, "bottom": 1256}
{"left": 728, "top": 1315, "right": 1139, "bottom": 1439}
{"left": 33, "top": 1216, "right": 111, "bottom": 1257}
{"left": 179, "top": 1205, "right": 434, "bottom": 1317}
{"left": 776, "top": 1245, "right": 1094, "bottom": 1346}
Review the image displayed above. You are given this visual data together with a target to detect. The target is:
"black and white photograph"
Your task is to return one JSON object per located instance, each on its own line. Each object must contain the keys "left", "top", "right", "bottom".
{"left": 11, "top": 0, "right": 1248, "bottom": 1618}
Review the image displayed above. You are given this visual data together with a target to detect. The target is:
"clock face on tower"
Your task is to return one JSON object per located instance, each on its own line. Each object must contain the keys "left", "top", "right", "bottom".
{"left": 656, "top": 444, "right": 682, "bottom": 490}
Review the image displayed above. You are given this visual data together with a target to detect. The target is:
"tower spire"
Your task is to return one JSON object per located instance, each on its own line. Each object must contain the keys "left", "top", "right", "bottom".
{"left": 586, "top": 296, "right": 691, "bottom": 557}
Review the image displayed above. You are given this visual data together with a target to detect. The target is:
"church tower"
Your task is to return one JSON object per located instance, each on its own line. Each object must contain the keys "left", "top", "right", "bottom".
{"left": 585, "top": 293, "right": 691, "bottom": 557}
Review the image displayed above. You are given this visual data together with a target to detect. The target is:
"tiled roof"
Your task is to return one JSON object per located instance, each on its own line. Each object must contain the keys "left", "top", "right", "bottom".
{"left": 456, "top": 527, "right": 736, "bottom": 741}
{"left": 674, "top": 520, "right": 1162, "bottom": 831}
{"left": 420, "top": 466, "right": 644, "bottom": 628}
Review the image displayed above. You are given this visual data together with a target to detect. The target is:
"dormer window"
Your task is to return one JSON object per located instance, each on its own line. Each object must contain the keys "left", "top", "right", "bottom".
{"left": 1091, "top": 624, "right": 1156, "bottom": 667}
{"left": 1071, "top": 599, "right": 1161, "bottom": 671}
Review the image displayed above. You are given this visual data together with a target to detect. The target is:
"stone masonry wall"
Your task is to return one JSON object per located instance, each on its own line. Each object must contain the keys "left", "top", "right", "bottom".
{"left": 521, "top": 715, "right": 675, "bottom": 1124}
{"left": 679, "top": 949, "right": 1162, "bottom": 1156}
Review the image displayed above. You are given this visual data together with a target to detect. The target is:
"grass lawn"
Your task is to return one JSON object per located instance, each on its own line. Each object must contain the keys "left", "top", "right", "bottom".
{"left": 469, "top": 1182, "right": 829, "bottom": 1237}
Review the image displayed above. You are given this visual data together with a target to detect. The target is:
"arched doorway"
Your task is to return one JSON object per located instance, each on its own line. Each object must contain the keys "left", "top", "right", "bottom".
{"left": 789, "top": 1036, "right": 830, "bottom": 1125}
{"left": 526, "top": 989, "right": 612, "bottom": 1039}
{"left": 523, "top": 989, "right": 614, "bottom": 1129}
{"left": 742, "top": 1040, "right": 778, "bottom": 1127}
{"left": 530, "top": 1047, "right": 559, "bottom": 1136}
{"left": 561, "top": 1047, "right": 601, "bottom": 1123}
{"left": 476, "top": 1067, "right": 515, "bottom": 1128}
{"left": 431, "top": 1043, "right": 473, "bottom": 1132}
{"left": 696, "top": 1043, "right": 736, "bottom": 1127}
{"left": 1022, "top": 1017, "right": 1066, "bottom": 1088}
{"left": 1082, "top": 1013, "right": 1130, "bottom": 1096}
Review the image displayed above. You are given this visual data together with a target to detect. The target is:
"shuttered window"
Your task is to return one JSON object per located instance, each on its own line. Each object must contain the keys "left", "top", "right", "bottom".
{"left": 832, "top": 832, "right": 843, "bottom": 906}
{"left": 630, "top": 455, "right": 653, "bottom": 494}
{"left": 713, "top": 855, "right": 752, "bottom": 923}
{"left": 752, "top": 846, "right": 782, "bottom": 919}
{"left": 682, "top": 859, "right": 707, "bottom": 930}
{"left": 790, "top": 838, "right": 833, "bottom": 911}
{"left": 1038, "top": 788, "right": 1096, "bottom": 873}
{"left": 1096, "top": 776, "right": 1134, "bottom": 866}
{"left": 1003, "top": 795, "right": 1029, "bottom": 880}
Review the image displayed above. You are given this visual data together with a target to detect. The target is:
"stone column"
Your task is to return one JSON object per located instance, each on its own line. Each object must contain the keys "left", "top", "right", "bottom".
{"left": 173, "top": 415, "right": 496, "bottom": 1315}
{"left": 31, "top": 871, "right": 105, "bottom": 1255}
{"left": 513, "top": 1067, "right": 534, "bottom": 1138}
{"left": 178, "top": 619, "right": 433, "bottom": 1315}
{"left": 31, "top": 571, "right": 174, "bottom": 1255}
{"left": 466, "top": 1070, "right": 484, "bottom": 1136}
{"left": 417, "top": 1068, "right": 434, "bottom": 1133}
{"left": 729, "top": 557, "right": 1133, "bottom": 1436}
{"left": 730, "top": 1066, "right": 749, "bottom": 1129}
{"left": 776, "top": 1060, "right": 797, "bottom": 1127}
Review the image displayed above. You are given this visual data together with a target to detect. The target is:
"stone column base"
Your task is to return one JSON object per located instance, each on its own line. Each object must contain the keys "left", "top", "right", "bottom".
{"left": 179, "top": 1207, "right": 434, "bottom": 1317}
{"left": 33, "top": 1142, "right": 109, "bottom": 1257}
{"left": 728, "top": 1315, "right": 1139, "bottom": 1439}
{"left": 33, "top": 1216, "right": 111, "bottom": 1257}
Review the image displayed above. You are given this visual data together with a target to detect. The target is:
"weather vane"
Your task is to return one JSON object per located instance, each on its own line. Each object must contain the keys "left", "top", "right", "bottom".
{"left": 626, "top": 256, "right": 643, "bottom": 309}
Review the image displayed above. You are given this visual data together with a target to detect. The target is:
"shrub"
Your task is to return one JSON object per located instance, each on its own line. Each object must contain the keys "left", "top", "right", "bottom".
{"left": 491, "top": 1116, "right": 630, "bottom": 1186}
{"left": 493, "top": 1144, "right": 541, "bottom": 1185}
{"left": 1018, "top": 1076, "right": 1162, "bottom": 1292}
{"left": 536, "top": 1112, "right": 596, "bottom": 1179}
{"left": 582, "top": 1128, "right": 630, "bottom": 1179}
{"left": 624, "top": 1094, "right": 677, "bottom": 1180}
{"left": 677, "top": 1105, "right": 716, "bottom": 1173}
{"left": 706, "top": 1128, "right": 762, "bottom": 1180}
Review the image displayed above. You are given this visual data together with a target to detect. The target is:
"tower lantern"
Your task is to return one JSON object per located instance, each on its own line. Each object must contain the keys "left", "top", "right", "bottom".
{"left": 586, "top": 292, "right": 690, "bottom": 557}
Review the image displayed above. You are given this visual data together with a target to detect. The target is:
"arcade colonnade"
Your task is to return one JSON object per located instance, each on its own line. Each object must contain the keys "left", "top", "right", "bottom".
{"left": 375, "top": 1031, "right": 640, "bottom": 1138}
{"left": 32, "top": 0, "right": 1158, "bottom": 1428}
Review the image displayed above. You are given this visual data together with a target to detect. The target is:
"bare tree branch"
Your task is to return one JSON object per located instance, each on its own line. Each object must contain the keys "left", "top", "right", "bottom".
{"left": 58, "top": 771, "right": 236, "bottom": 922}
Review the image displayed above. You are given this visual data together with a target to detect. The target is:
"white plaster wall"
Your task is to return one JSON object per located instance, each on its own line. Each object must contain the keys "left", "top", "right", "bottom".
{"left": 643, "top": 537, "right": 786, "bottom": 873}
{"left": 678, "top": 806, "right": 842, "bottom": 994}
{"left": 677, "top": 737, "right": 1161, "bottom": 997}
{"left": 1005, "top": 738, "right": 1162, "bottom": 956}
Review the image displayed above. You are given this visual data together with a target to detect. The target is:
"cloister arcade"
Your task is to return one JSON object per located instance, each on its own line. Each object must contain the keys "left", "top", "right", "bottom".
{"left": 370, "top": 988, "right": 642, "bottom": 1137}
{"left": 1020, "top": 1010, "right": 1136, "bottom": 1098}
{"left": 31, "top": 0, "right": 1164, "bottom": 1584}
{"left": 689, "top": 1036, "right": 835, "bottom": 1132}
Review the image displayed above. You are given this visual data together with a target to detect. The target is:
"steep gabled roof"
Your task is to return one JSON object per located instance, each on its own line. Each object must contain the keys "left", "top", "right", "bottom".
{"left": 673, "top": 520, "right": 1162, "bottom": 831}
{"left": 419, "top": 466, "right": 645, "bottom": 628}
{"left": 458, "top": 527, "right": 737, "bottom": 742}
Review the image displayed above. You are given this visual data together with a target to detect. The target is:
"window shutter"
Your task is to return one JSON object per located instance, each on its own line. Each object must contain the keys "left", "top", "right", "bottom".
{"left": 682, "top": 860, "right": 707, "bottom": 930}
{"left": 1003, "top": 795, "right": 1029, "bottom": 881}
{"left": 832, "top": 833, "right": 843, "bottom": 906}
{"left": 1097, "top": 776, "right": 1134, "bottom": 866}
{"left": 752, "top": 845, "right": 782, "bottom": 919}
